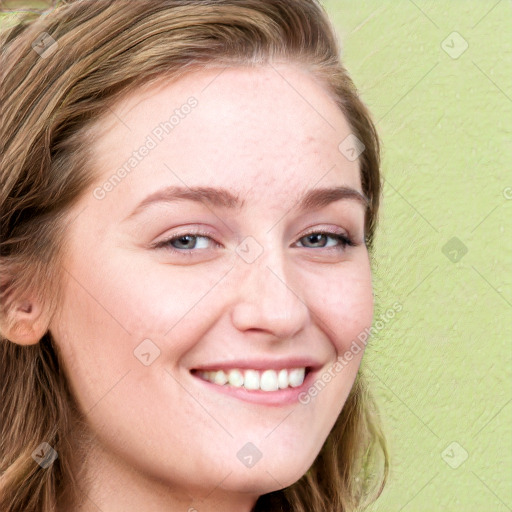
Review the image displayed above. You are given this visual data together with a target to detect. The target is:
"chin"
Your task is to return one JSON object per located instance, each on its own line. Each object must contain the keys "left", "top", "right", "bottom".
{"left": 221, "top": 461, "right": 310, "bottom": 495}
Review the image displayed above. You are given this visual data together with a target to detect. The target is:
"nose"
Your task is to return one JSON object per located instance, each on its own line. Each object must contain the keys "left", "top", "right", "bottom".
{"left": 230, "top": 245, "right": 309, "bottom": 339}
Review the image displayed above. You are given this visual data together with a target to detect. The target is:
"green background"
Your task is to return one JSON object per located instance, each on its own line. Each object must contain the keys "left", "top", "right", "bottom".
{"left": 1, "top": 1, "right": 511, "bottom": 510}
{"left": 322, "top": 1, "right": 512, "bottom": 511}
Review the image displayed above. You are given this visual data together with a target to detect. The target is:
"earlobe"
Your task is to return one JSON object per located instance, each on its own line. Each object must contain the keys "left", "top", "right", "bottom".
{"left": 1, "top": 300, "right": 49, "bottom": 345}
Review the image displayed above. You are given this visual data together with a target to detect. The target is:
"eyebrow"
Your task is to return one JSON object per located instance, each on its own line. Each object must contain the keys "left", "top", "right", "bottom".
{"left": 123, "top": 184, "right": 369, "bottom": 221}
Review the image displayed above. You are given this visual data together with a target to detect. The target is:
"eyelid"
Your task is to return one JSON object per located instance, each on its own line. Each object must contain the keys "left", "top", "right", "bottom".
{"left": 151, "top": 227, "right": 218, "bottom": 250}
{"left": 299, "top": 224, "right": 349, "bottom": 238}
{"left": 296, "top": 227, "right": 356, "bottom": 249}
{"left": 152, "top": 224, "right": 359, "bottom": 255}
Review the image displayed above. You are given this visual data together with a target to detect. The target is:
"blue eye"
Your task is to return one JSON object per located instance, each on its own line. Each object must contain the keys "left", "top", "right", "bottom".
{"left": 153, "top": 232, "right": 217, "bottom": 252}
{"left": 297, "top": 231, "right": 355, "bottom": 249}
{"left": 163, "top": 234, "right": 211, "bottom": 250}
{"left": 152, "top": 229, "right": 356, "bottom": 255}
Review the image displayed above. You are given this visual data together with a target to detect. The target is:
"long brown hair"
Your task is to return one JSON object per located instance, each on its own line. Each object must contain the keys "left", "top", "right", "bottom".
{"left": 0, "top": 1, "right": 388, "bottom": 510}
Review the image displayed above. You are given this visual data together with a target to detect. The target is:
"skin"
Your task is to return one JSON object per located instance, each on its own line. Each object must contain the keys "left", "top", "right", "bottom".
{"left": 43, "top": 64, "right": 374, "bottom": 512}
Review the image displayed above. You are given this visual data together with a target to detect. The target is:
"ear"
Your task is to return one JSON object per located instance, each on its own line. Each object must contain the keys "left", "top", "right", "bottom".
{"left": 1, "top": 297, "right": 50, "bottom": 345}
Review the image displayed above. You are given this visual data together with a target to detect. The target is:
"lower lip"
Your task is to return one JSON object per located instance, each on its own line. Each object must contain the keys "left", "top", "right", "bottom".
{"left": 190, "top": 369, "right": 317, "bottom": 406}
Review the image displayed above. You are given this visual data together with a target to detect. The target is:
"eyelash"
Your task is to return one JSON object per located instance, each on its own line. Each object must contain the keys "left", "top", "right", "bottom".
{"left": 152, "top": 228, "right": 356, "bottom": 256}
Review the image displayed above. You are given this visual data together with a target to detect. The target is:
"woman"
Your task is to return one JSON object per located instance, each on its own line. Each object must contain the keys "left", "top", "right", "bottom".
{"left": 0, "top": 1, "right": 388, "bottom": 510}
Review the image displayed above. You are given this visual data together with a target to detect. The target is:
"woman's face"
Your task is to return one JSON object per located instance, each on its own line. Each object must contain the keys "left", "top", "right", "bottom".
{"left": 50, "top": 64, "right": 374, "bottom": 509}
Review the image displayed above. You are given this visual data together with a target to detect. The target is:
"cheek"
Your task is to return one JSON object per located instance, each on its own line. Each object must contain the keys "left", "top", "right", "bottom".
{"left": 309, "top": 260, "right": 374, "bottom": 354}
{"left": 282, "top": 260, "right": 373, "bottom": 461}
{"left": 50, "top": 252, "right": 231, "bottom": 406}
{"left": 49, "top": 259, "right": 167, "bottom": 410}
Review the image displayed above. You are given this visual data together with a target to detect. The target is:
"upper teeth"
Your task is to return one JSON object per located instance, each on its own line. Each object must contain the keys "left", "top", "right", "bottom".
{"left": 196, "top": 368, "right": 306, "bottom": 391}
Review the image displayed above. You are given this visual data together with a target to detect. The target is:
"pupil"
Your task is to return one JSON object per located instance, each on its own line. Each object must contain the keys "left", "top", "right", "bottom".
{"left": 308, "top": 234, "right": 325, "bottom": 246}
{"left": 177, "top": 235, "right": 194, "bottom": 248}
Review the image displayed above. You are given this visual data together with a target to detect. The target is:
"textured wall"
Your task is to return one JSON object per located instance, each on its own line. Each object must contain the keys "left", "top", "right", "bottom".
{"left": 322, "top": 1, "right": 512, "bottom": 510}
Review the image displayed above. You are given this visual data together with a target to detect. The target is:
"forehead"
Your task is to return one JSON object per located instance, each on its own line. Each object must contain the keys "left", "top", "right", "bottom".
{"left": 88, "top": 64, "right": 362, "bottom": 212}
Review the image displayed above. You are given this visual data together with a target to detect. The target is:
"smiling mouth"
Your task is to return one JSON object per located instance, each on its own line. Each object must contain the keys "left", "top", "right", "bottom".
{"left": 190, "top": 367, "right": 310, "bottom": 392}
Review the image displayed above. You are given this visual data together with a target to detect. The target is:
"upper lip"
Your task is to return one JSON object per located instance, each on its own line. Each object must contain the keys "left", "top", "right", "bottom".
{"left": 190, "top": 358, "right": 324, "bottom": 372}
